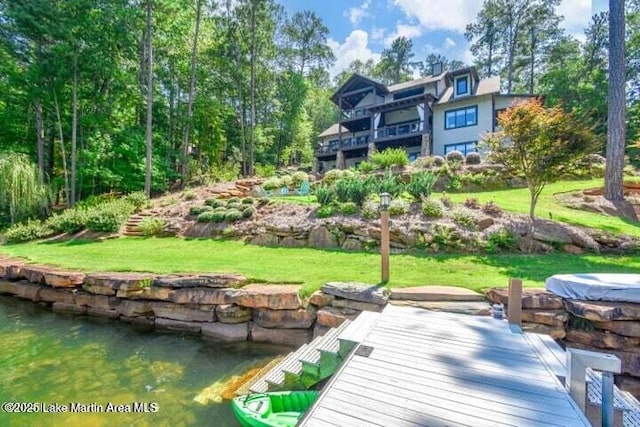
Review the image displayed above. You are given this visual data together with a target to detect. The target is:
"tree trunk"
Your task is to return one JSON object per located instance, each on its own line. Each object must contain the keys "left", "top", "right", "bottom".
{"left": 145, "top": 0, "right": 153, "bottom": 197}
{"left": 71, "top": 54, "right": 78, "bottom": 206}
{"left": 35, "top": 98, "right": 45, "bottom": 184}
{"left": 529, "top": 29, "right": 536, "bottom": 95}
{"left": 604, "top": 0, "right": 626, "bottom": 202}
{"left": 248, "top": 2, "right": 256, "bottom": 177}
{"left": 53, "top": 89, "right": 70, "bottom": 207}
{"left": 181, "top": 0, "right": 202, "bottom": 186}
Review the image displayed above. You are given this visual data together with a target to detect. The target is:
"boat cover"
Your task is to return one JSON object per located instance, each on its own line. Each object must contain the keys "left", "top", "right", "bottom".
{"left": 545, "top": 274, "right": 640, "bottom": 303}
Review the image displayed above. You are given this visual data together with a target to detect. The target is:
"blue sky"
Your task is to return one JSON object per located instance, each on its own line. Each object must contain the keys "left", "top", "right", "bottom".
{"left": 278, "top": 0, "right": 609, "bottom": 77}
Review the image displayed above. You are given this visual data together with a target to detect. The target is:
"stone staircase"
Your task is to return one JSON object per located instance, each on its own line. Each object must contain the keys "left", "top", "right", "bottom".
{"left": 236, "top": 311, "right": 380, "bottom": 396}
{"left": 122, "top": 212, "right": 153, "bottom": 237}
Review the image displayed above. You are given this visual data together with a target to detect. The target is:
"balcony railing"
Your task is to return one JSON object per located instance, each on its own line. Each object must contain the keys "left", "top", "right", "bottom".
{"left": 374, "top": 121, "right": 424, "bottom": 140}
{"left": 316, "top": 135, "right": 370, "bottom": 155}
{"left": 341, "top": 106, "right": 372, "bottom": 120}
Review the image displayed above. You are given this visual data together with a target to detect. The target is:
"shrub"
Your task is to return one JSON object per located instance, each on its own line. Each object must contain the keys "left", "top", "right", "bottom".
{"left": 211, "top": 211, "right": 226, "bottom": 223}
{"left": 486, "top": 229, "right": 517, "bottom": 253}
{"left": 262, "top": 178, "right": 281, "bottom": 190}
{"left": 227, "top": 197, "right": 240, "bottom": 204}
{"left": 406, "top": 172, "right": 437, "bottom": 200}
{"left": 124, "top": 191, "right": 149, "bottom": 211}
{"left": 279, "top": 175, "right": 293, "bottom": 188}
{"left": 241, "top": 197, "right": 254, "bottom": 205}
{"left": 205, "top": 198, "right": 225, "bottom": 208}
{"left": 182, "top": 190, "right": 197, "bottom": 201}
{"left": 242, "top": 206, "right": 256, "bottom": 218}
{"left": 482, "top": 201, "right": 504, "bottom": 216}
{"left": 47, "top": 209, "right": 88, "bottom": 234}
{"left": 432, "top": 155, "right": 445, "bottom": 166}
{"left": 452, "top": 208, "right": 477, "bottom": 230}
{"left": 334, "top": 176, "right": 374, "bottom": 206}
{"left": 440, "top": 194, "right": 453, "bottom": 208}
{"left": 224, "top": 209, "right": 243, "bottom": 222}
{"left": 371, "top": 148, "right": 409, "bottom": 169}
{"left": 197, "top": 211, "right": 215, "bottom": 222}
{"left": 189, "top": 205, "right": 212, "bottom": 216}
{"left": 340, "top": 202, "right": 358, "bottom": 215}
{"left": 139, "top": 217, "right": 165, "bottom": 236}
{"left": 361, "top": 198, "right": 379, "bottom": 219}
{"left": 323, "top": 169, "right": 342, "bottom": 185}
{"left": 413, "top": 156, "right": 434, "bottom": 169}
{"left": 316, "top": 205, "right": 335, "bottom": 218}
{"left": 258, "top": 197, "right": 270, "bottom": 206}
{"left": 254, "top": 163, "right": 276, "bottom": 178}
{"left": 446, "top": 150, "right": 465, "bottom": 163}
{"left": 422, "top": 199, "right": 444, "bottom": 218}
{"left": 227, "top": 202, "right": 243, "bottom": 210}
{"left": 358, "top": 161, "right": 375, "bottom": 174}
{"left": 315, "top": 186, "right": 337, "bottom": 206}
{"left": 376, "top": 171, "right": 405, "bottom": 197}
{"left": 465, "top": 152, "right": 481, "bottom": 165}
{"left": 464, "top": 197, "right": 481, "bottom": 209}
{"left": 389, "top": 199, "right": 409, "bottom": 216}
{"left": 86, "top": 200, "right": 135, "bottom": 232}
{"left": 291, "top": 171, "right": 308, "bottom": 187}
{"left": 5, "top": 220, "right": 52, "bottom": 243}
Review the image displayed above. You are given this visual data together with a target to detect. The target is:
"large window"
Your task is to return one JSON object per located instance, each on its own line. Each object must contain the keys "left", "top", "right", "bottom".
{"left": 445, "top": 106, "right": 477, "bottom": 129}
{"left": 444, "top": 141, "right": 477, "bottom": 156}
{"left": 455, "top": 76, "right": 469, "bottom": 96}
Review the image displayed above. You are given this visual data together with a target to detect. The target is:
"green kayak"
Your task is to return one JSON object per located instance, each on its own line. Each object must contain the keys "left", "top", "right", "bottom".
{"left": 231, "top": 391, "right": 318, "bottom": 427}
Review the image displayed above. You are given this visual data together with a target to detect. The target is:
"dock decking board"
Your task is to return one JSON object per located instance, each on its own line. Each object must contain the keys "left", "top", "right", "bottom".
{"left": 301, "top": 305, "right": 590, "bottom": 427}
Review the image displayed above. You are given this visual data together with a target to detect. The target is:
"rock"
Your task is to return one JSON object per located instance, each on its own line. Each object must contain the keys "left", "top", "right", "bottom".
{"left": 313, "top": 324, "right": 332, "bottom": 339}
{"left": 0, "top": 259, "right": 25, "bottom": 280}
{"left": 52, "top": 302, "right": 86, "bottom": 315}
{"left": 322, "top": 282, "right": 389, "bottom": 305}
{"left": 389, "top": 300, "right": 492, "bottom": 316}
{"left": 82, "top": 283, "right": 117, "bottom": 296}
{"left": 14, "top": 282, "right": 42, "bottom": 301}
{"left": 518, "top": 237, "right": 553, "bottom": 253}
{"left": 565, "top": 329, "right": 640, "bottom": 350}
{"left": 309, "top": 291, "right": 334, "bottom": 308}
{"left": 0, "top": 281, "right": 18, "bottom": 295}
{"left": 521, "top": 323, "right": 566, "bottom": 340}
{"left": 391, "top": 286, "right": 484, "bottom": 302}
{"left": 152, "top": 302, "right": 216, "bottom": 322}
{"left": 280, "top": 237, "right": 307, "bottom": 248}
{"left": 341, "top": 238, "right": 362, "bottom": 251}
{"left": 250, "top": 233, "right": 280, "bottom": 246}
{"left": 215, "top": 304, "right": 252, "bottom": 324}
{"left": 84, "top": 273, "right": 155, "bottom": 292}
{"left": 39, "top": 288, "right": 75, "bottom": 304}
{"left": 171, "top": 288, "right": 238, "bottom": 305}
{"left": 116, "top": 300, "right": 153, "bottom": 317}
{"left": 568, "top": 343, "right": 640, "bottom": 377}
{"left": 252, "top": 308, "right": 316, "bottom": 329}
{"left": 250, "top": 324, "right": 311, "bottom": 347}
{"left": 564, "top": 300, "right": 640, "bottom": 321}
{"left": 44, "top": 270, "right": 85, "bottom": 288}
{"left": 616, "top": 375, "right": 640, "bottom": 399}
{"left": 521, "top": 310, "right": 568, "bottom": 327}
{"left": 563, "top": 244, "right": 584, "bottom": 255}
{"left": 485, "top": 288, "right": 563, "bottom": 310}
{"left": 21, "top": 265, "right": 50, "bottom": 285}
{"left": 120, "top": 316, "right": 154, "bottom": 332}
{"left": 592, "top": 321, "right": 640, "bottom": 338}
{"left": 532, "top": 221, "right": 573, "bottom": 244}
{"left": 476, "top": 216, "right": 494, "bottom": 231}
{"left": 74, "top": 293, "right": 118, "bottom": 310}
{"left": 316, "top": 306, "right": 358, "bottom": 328}
{"left": 235, "top": 284, "right": 302, "bottom": 310}
{"left": 331, "top": 298, "right": 383, "bottom": 312}
{"left": 202, "top": 322, "right": 248, "bottom": 342}
{"left": 155, "top": 318, "right": 202, "bottom": 335}
{"left": 124, "top": 286, "right": 173, "bottom": 301}
{"left": 86, "top": 307, "right": 120, "bottom": 319}
{"left": 153, "top": 274, "right": 246, "bottom": 288}
{"left": 308, "top": 226, "right": 337, "bottom": 249}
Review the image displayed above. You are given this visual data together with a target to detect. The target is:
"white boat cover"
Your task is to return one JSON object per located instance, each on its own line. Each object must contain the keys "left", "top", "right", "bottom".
{"left": 545, "top": 274, "right": 640, "bottom": 303}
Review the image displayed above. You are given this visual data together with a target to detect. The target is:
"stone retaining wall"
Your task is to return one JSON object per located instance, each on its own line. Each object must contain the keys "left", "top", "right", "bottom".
{"left": 0, "top": 257, "right": 388, "bottom": 348}
{"left": 486, "top": 287, "right": 640, "bottom": 397}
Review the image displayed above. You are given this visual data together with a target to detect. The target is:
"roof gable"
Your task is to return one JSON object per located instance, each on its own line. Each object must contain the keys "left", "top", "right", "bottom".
{"left": 331, "top": 74, "right": 388, "bottom": 104}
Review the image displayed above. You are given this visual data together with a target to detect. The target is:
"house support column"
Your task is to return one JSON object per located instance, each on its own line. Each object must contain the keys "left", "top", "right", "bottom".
{"left": 367, "top": 142, "right": 376, "bottom": 161}
{"left": 312, "top": 158, "right": 319, "bottom": 174}
{"left": 420, "top": 133, "right": 431, "bottom": 157}
{"left": 336, "top": 150, "right": 346, "bottom": 170}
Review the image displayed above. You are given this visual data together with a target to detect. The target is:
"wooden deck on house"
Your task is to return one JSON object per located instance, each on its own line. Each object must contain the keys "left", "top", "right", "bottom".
{"left": 300, "top": 304, "right": 591, "bottom": 427}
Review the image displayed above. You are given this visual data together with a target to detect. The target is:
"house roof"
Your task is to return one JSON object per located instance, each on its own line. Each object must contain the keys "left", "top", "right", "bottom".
{"left": 436, "top": 75, "right": 501, "bottom": 105}
{"left": 331, "top": 74, "right": 389, "bottom": 104}
{"left": 318, "top": 123, "right": 348, "bottom": 138}
{"left": 386, "top": 73, "right": 444, "bottom": 93}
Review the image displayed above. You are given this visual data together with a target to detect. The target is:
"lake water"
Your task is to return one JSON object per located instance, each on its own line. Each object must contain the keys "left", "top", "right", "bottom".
{"left": 0, "top": 295, "right": 286, "bottom": 427}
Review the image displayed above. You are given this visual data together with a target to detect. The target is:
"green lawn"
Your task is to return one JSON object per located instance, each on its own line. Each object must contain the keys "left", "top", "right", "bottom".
{"left": 1, "top": 238, "right": 638, "bottom": 296}
{"left": 445, "top": 179, "right": 640, "bottom": 237}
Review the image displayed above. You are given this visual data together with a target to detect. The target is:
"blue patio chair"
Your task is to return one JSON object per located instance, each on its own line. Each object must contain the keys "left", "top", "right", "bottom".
{"left": 280, "top": 187, "right": 289, "bottom": 196}
{"left": 295, "top": 180, "right": 310, "bottom": 196}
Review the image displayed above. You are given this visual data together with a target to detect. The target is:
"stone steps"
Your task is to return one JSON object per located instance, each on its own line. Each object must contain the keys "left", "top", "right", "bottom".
{"left": 122, "top": 213, "right": 154, "bottom": 237}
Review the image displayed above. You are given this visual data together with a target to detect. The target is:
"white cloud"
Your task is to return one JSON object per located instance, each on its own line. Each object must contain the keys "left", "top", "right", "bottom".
{"left": 345, "top": 0, "right": 371, "bottom": 26}
{"left": 392, "top": 0, "right": 482, "bottom": 32}
{"left": 384, "top": 23, "right": 424, "bottom": 46}
{"left": 558, "top": 0, "right": 592, "bottom": 39}
{"left": 371, "top": 26, "right": 386, "bottom": 42}
{"left": 327, "top": 30, "right": 381, "bottom": 77}
{"left": 443, "top": 37, "right": 456, "bottom": 49}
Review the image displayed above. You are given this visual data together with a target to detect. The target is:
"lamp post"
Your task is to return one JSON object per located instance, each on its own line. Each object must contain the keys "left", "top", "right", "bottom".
{"left": 379, "top": 192, "right": 390, "bottom": 283}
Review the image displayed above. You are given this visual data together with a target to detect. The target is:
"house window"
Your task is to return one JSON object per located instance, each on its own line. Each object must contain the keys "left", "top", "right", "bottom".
{"left": 445, "top": 106, "right": 478, "bottom": 129}
{"left": 444, "top": 141, "right": 477, "bottom": 156}
{"left": 455, "top": 76, "right": 469, "bottom": 96}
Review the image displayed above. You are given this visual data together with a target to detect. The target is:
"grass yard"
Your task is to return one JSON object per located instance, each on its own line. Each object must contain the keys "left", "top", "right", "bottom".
{"left": 1, "top": 238, "right": 638, "bottom": 296}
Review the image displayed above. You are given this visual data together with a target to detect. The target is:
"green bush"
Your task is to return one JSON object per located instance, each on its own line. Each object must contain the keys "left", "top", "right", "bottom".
{"left": 123, "top": 191, "right": 148, "bottom": 211}
{"left": 211, "top": 211, "right": 226, "bottom": 223}
{"left": 196, "top": 211, "right": 215, "bottom": 222}
{"left": 227, "top": 202, "right": 243, "bottom": 210}
{"left": 205, "top": 198, "right": 225, "bottom": 208}
{"left": 432, "top": 156, "right": 445, "bottom": 166}
{"left": 389, "top": 199, "right": 409, "bottom": 216}
{"left": 254, "top": 163, "right": 276, "bottom": 178}
{"left": 361, "top": 198, "right": 379, "bottom": 219}
{"left": 440, "top": 194, "right": 453, "bottom": 208}
{"left": 482, "top": 201, "right": 504, "bottom": 216}
{"left": 4, "top": 220, "right": 52, "bottom": 243}
{"left": 452, "top": 208, "right": 477, "bottom": 230}
{"left": 340, "top": 202, "right": 358, "bottom": 215}
{"left": 446, "top": 150, "right": 465, "bottom": 163}
{"left": 291, "top": 171, "right": 308, "bottom": 187}
{"left": 182, "top": 190, "right": 197, "bottom": 201}
{"left": 323, "top": 169, "right": 343, "bottom": 185}
{"left": 258, "top": 197, "right": 270, "bottom": 206}
{"left": 464, "top": 197, "right": 481, "bottom": 209}
{"left": 242, "top": 197, "right": 254, "bottom": 205}
{"left": 86, "top": 200, "right": 135, "bottom": 232}
{"left": 406, "top": 171, "right": 436, "bottom": 200}
{"left": 376, "top": 170, "right": 405, "bottom": 197}
{"left": 227, "top": 197, "right": 240, "bottom": 204}
{"left": 189, "top": 205, "right": 212, "bottom": 216}
{"left": 334, "top": 176, "right": 374, "bottom": 206}
{"left": 371, "top": 148, "right": 409, "bottom": 169}
{"left": 465, "top": 152, "right": 481, "bottom": 165}
{"left": 422, "top": 199, "right": 444, "bottom": 218}
{"left": 486, "top": 229, "right": 517, "bottom": 253}
{"left": 262, "top": 178, "right": 281, "bottom": 190}
{"left": 242, "top": 206, "right": 256, "bottom": 218}
{"left": 413, "top": 156, "right": 434, "bottom": 169}
{"left": 358, "top": 161, "right": 376, "bottom": 174}
{"left": 46, "top": 209, "right": 88, "bottom": 234}
{"left": 315, "top": 186, "right": 337, "bottom": 206}
{"left": 316, "top": 205, "right": 335, "bottom": 218}
{"left": 139, "top": 217, "right": 165, "bottom": 236}
{"left": 279, "top": 175, "right": 293, "bottom": 188}
{"left": 224, "top": 209, "right": 243, "bottom": 222}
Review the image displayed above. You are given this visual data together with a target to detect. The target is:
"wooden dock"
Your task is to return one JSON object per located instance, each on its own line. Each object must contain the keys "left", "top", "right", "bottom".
{"left": 300, "top": 304, "right": 591, "bottom": 427}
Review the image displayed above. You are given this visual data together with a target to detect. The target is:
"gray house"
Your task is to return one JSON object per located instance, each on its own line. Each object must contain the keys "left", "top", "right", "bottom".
{"left": 314, "top": 65, "right": 529, "bottom": 172}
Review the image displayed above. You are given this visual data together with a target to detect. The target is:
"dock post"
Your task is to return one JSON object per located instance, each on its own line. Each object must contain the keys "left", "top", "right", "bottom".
{"left": 602, "top": 371, "right": 615, "bottom": 427}
{"left": 507, "top": 278, "right": 522, "bottom": 326}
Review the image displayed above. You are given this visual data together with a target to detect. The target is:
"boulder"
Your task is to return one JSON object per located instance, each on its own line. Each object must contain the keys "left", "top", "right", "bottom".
{"left": 44, "top": 270, "right": 85, "bottom": 288}
{"left": 565, "top": 329, "right": 640, "bottom": 350}
{"left": 120, "top": 316, "right": 154, "bottom": 332}
{"left": 616, "top": 375, "right": 640, "bottom": 399}
{"left": 485, "top": 288, "right": 563, "bottom": 310}
{"left": 390, "top": 300, "right": 491, "bottom": 316}
{"left": 0, "top": 281, "right": 18, "bottom": 295}
{"left": 592, "top": 321, "right": 640, "bottom": 338}
{"left": 153, "top": 274, "right": 246, "bottom": 289}
{"left": 52, "top": 302, "right": 86, "bottom": 315}
{"left": 202, "top": 322, "right": 248, "bottom": 342}
{"left": 250, "top": 233, "right": 280, "bottom": 246}
{"left": 308, "top": 226, "right": 337, "bottom": 249}
{"left": 308, "top": 291, "right": 334, "bottom": 308}
{"left": 322, "top": 282, "right": 389, "bottom": 305}
{"left": 116, "top": 300, "right": 153, "bottom": 317}
{"left": 14, "top": 282, "right": 42, "bottom": 301}
{"left": 313, "top": 324, "right": 332, "bottom": 339}
{"left": 521, "top": 322, "right": 566, "bottom": 340}
{"left": 250, "top": 324, "right": 311, "bottom": 347}
{"left": 86, "top": 307, "right": 120, "bottom": 319}
{"left": 235, "top": 284, "right": 302, "bottom": 310}
{"left": 215, "top": 304, "right": 252, "bottom": 324}
{"left": 316, "top": 306, "right": 358, "bottom": 328}
{"left": 521, "top": 310, "right": 568, "bottom": 327}
{"left": 391, "top": 286, "right": 484, "bottom": 302}
{"left": 74, "top": 293, "right": 118, "bottom": 310}
{"left": 82, "top": 283, "right": 117, "bottom": 296}
{"left": 252, "top": 308, "right": 316, "bottom": 329}
{"left": 152, "top": 302, "right": 216, "bottom": 322}
{"left": 171, "top": 288, "right": 238, "bottom": 305}
{"left": 476, "top": 216, "right": 495, "bottom": 231}
{"left": 21, "top": 265, "right": 50, "bottom": 285}
{"left": 39, "top": 288, "right": 75, "bottom": 304}
{"left": 562, "top": 244, "right": 584, "bottom": 255}
{"left": 155, "top": 318, "right": 202, "bottom": 335}
{"left": 2, "top": 262, "right": 25, "bottom": 280}
{"left": 124, "top": 286, "right": 173, "bottom": 301}
{"left": 280, "top": 237, "right": 307, "bottom": 248}
{"left": 84, "top": 273, "right": 155, "bottom": 292}
{"left": 341, "top": 238, "right": 362, "bottom": 251}
{"left": 564, "top": 300, "right": 640, "bottom": 321}
{"left": 331, "top": 298, "right": 383, "bottom": 312}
